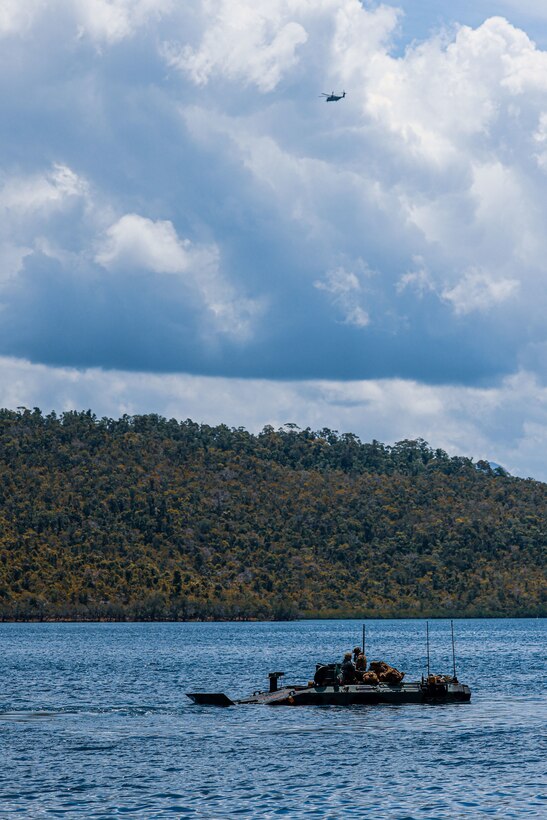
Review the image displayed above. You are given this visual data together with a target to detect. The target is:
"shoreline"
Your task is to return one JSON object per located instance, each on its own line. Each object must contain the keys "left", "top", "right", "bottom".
{"left": 1, "top": 613, "right": 544, "bottom": 624}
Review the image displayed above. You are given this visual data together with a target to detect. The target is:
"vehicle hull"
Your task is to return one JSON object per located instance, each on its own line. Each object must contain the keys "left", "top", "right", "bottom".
{"left": 187, "top": 681, "right": 471, "bottom": 707}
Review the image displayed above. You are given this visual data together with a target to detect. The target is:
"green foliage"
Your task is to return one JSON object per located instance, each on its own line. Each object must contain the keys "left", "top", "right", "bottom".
{"left": 0, "top": 408, "right": 545, "bottom": 620}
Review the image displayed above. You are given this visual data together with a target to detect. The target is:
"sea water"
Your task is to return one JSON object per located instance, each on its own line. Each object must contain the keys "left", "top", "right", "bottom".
{"left": 0, "top": 619, "right": 545, "bottom": 818}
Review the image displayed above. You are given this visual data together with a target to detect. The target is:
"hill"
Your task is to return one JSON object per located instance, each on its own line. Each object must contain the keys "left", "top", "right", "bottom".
{"left": 0, "top": 408, "right": 545, "bottom": 620}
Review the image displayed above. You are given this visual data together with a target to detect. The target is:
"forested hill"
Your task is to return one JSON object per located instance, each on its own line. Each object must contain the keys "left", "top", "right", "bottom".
{"left": 0, "top": 408, "right": 545, "bottom": 621}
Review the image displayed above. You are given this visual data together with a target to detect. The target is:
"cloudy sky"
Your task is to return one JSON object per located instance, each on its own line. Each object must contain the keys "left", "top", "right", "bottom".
{"left": 2, "top": 0, "right": 547, "bottom": 480}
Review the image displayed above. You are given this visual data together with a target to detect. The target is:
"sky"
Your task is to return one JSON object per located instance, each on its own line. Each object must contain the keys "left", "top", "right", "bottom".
{"left": 1, "top": 0, "right": 547, "bottom": 480}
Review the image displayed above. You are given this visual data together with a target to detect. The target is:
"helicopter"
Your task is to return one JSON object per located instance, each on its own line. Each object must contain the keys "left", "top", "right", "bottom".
{"left": 320, "top": 90, "right": 346, "bottom": 102}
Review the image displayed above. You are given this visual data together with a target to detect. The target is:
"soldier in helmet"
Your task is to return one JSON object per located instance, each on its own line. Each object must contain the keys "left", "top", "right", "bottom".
{"left": 341, "top": 652, "right": 356, "bottom": 684}
{"left": 354, "top": 653, "right": 367, "bottom": 681}
{"left": 355, "top": 653, "right": 367, "bottom": 672}
{"left": 353, "top": 646, "right": 362, "bottom": 663}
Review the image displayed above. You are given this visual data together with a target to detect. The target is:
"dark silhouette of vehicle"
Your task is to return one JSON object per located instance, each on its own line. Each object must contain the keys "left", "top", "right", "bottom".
{"left": 188, "top": 668, "right": 471, "bottom": 707}
{"left": 320, "top": 90, "right": 346, "bottom": 102}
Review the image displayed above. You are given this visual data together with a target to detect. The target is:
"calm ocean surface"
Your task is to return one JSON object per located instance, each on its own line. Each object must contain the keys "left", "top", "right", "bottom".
{"left": 0, "top": 619, "right": 545, "bottom": 818}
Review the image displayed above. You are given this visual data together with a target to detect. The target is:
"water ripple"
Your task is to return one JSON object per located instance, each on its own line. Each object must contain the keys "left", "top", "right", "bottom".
{"left": 0, "top": 618, "right": 545, "bottom": 818}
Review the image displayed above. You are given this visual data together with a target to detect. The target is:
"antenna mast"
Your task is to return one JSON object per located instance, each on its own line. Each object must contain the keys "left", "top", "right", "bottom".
{"left": 362, "top": 623, "right": 366, "bottom": 657}
{"left": 451, "top": 619, "right": 457, "bottom": 680}
{"left": 426, "top": 621, "right": 430, "bottom": 678}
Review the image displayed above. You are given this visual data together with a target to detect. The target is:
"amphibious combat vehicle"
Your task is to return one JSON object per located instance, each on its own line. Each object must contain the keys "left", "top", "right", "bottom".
{"left": 187, "top": 622, "right": 471, "bottom": 707}
{"left": 187, "top": 669, "right": 471, "bottom": 707}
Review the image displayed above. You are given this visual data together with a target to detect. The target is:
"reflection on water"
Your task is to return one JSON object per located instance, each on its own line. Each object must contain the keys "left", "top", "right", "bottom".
{"left": 0, "top": 619, "right": 545, "bottom": 818}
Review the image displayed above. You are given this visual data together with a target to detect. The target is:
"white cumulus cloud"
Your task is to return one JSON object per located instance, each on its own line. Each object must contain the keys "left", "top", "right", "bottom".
{"left": 96, "top": 214, "right": 262, "bottom": 339}
{"left": 0, "top": 0, "right": 173, "bottom": 43}
{"left": 0, "top": 0, "right": 45, "bottom": 37}
{"left": 74, "top": 0, "right": 173, "bottom": 44}
{"left": 0, "top": 164, "right": 90, "bottom": 281}
{"left": 0, "top": 164, "right": 88, "bottom": 216}
{"left": 163, "top": 0, "right": 309, "bottom": 92}
{"left": 314, "top": 264, "right": 371, "bottom": 327}
{"left": 163, "top": 0, "right": 400, "bottom": 93}
{"left": 96, "top": 213, "right": 192, "bottom": 273}
{"left": 442, "top": 268, "right": 520, "bottom": 316}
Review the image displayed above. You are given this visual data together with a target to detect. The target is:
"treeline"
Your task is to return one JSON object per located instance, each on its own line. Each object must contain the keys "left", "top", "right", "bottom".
{"left": 0, "top": 408, "right": 545, "bottom": 621}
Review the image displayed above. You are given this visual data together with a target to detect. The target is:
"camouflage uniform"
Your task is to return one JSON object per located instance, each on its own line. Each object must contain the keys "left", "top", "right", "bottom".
{"left": 355, "top": 653, "right": 367, "bottom": 672}
{"left": 341, "top": 653, "right": 356, "bottom": 684}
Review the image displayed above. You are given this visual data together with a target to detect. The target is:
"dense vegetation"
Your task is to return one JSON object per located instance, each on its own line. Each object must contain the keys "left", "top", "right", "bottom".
{"left": 0, "top": 408, "right": 545, "bottom": 621}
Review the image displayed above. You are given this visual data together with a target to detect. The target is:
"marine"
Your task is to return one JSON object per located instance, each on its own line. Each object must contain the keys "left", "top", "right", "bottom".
{"left": 351, "top": 647, "right": 367, "bottom": 680}
{"left": 355, "top": 653, "right": 367, "bottom": 673}
{"left": 341, "top": 652, "right": 357, "bottom": 684}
